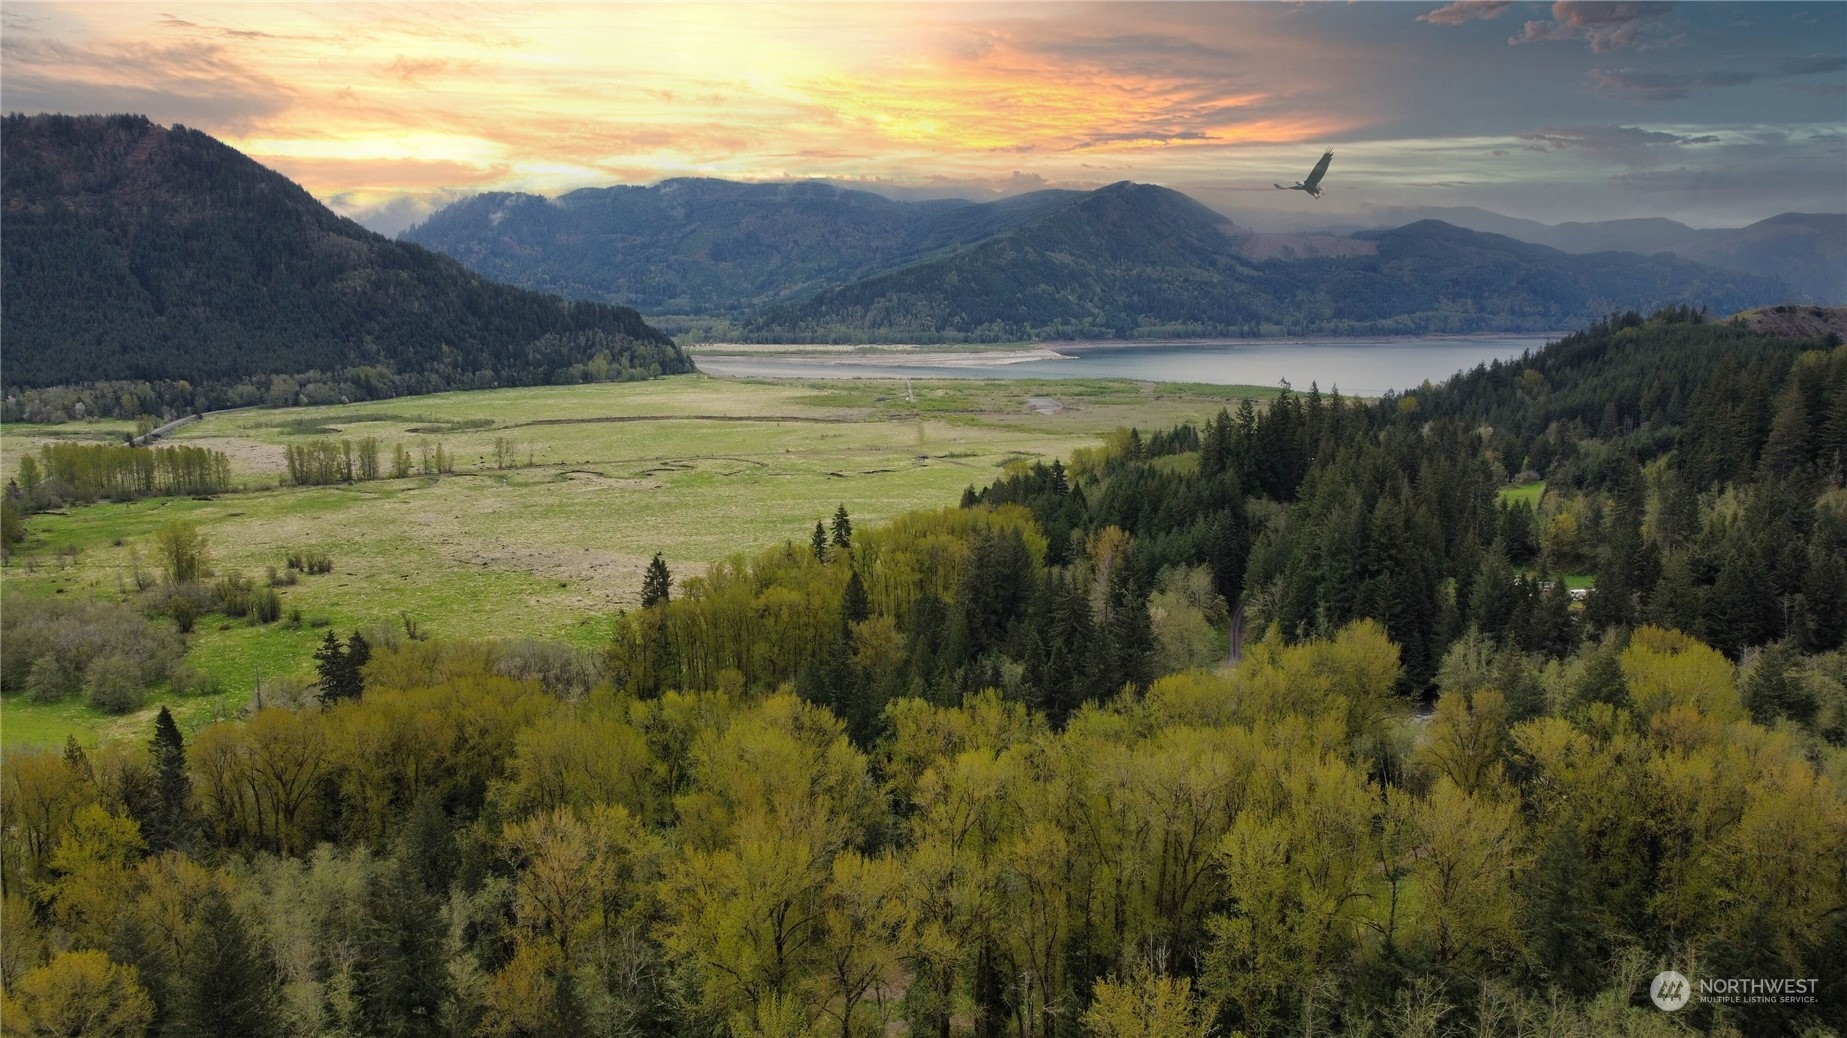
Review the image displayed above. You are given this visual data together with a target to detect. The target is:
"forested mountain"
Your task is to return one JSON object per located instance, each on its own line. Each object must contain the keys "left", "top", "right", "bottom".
{"left": 6, "top": 308, "right": 1846, "bottom": 1037}
{"left": 1356, "top": 206, "right": 1846, "bottom": 302}
{"left": 400, "top": 178, "right": 1082, "bottom": 314}
{"left": 746, "top": 186, "right": 1790, "bottom": 341}
{"left": 1, "top": 114, "right": 688, "bottom": 420}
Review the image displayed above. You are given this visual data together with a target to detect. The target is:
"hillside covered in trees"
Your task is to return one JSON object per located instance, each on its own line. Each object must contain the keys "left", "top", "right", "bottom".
{"left": 401, "top": 178, "right": 1086, "bottom": 315}
{"left": 4, "top": 310, "right": 1845, "bottom": 1038}
{"left": 401, "top": 174, "right": 1793, "bottom": 343}
{"left": 746, "top": 187, "right": 1790, "bottom": 341}
{"left": 0, "top": 115, "right": 689, "bottom": 423}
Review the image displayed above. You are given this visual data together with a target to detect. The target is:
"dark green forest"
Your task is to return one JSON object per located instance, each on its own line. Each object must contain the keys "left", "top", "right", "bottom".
{"left": 0, "top": 114, "right": 689, "bottom": 423}
{"left": 401, "top": 179, "right": 1087, "bottom": 315}
{"left": 5, "top": 310, "right": 1845, "bottom": 1038}
{"left": 742, "top": 187, "right": 1789, "bottom": 343}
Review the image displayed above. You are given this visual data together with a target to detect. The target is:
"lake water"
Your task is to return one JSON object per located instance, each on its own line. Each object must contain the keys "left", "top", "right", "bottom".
{"left": 693, "top": 335, "right": 1556, "bottom": 397}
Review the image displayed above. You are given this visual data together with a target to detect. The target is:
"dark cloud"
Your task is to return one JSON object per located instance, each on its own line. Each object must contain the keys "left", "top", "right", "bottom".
{"left": 1781, "top": 55, "right": 1847, "bottom": 76}
{"left": 1591, "top": 53, "right": 1845, "bottom": 101}
{"left": 1417, "top": 2, "right": 1515, "bottom": 26}
{"left": 1589, "top": 67, "right": 1756, "bottom": 99}
{"left": 1511, "top": 2, "right": 1677, "bottom": 53}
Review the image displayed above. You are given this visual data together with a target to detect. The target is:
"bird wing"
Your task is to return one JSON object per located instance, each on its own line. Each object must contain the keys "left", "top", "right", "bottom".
{"left": 1302, "top": 150, "right": 1333, "bottom": 190}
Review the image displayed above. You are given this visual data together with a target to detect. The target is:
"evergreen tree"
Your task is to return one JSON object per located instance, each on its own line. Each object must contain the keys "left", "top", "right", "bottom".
{"left": 144, "top": 706, "right": 192, "bottom": 854}
{"left": 1469, "top": 540, "right": 1518, "bottom": 642}
{"left": 165, "top": 887, "right": 279, "bottom": 1038}
{"left": 841, "top": 567, "right": 870, "bottom": 627}
{"left": 313, "top": 630, "right": 348, "bottom": 701}
{"left": 357, "top": 853, "right": 450, "bottom": 1038}
{"left": 641, "top": 552, "right": 672, "bottom": 609}
{"left": 811, "top": 520, "right": 829, "bottom": 562}
{"left": 345, "top": 630, "right": 371, "bottom": 699}
{"left": 1742, "top": 640, "right": 1815, "bottom": 726}
{"left": 831, "top": 504, "right": 852, "bottom": 550}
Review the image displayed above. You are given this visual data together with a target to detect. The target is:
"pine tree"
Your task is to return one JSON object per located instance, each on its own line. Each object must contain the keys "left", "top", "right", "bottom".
{"left": 165, "top": 887, "right": 279, "bottom": 1038}
{"left": 641, "top": 552, "right": 672, "bottom": 608}
{"left": 831, "top": 504, "right": 852, "bottom": 550}
{"left": 345, "top": 630, "right": 370, "bottom": 700}
{"left": 357, "top": 853, "right": 450, "bottom": 1038}
{"left": 811, "top": 520, "right": 829, "bottom": 562}
{"left": 314, "top": 630, "right": 347, "bottom": 701}
{"left": 841, "top": 568, "right": 870, "bottom": 627}
{"left": 144, "top": 706, "right": 192, "bottom": 853}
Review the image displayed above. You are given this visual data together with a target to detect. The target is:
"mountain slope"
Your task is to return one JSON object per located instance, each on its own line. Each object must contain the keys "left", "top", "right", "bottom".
{"left": 745, "top": 188, "right": 1791, "bottom": 341}
{"left": 1, "top": 114, "right": 688, "bottom": 394}
{"left": 1357, "top": 206, "right": 1844, "bottom": 302}
{"left": 401, "top": 178, "right": 1083, "bottom": 314}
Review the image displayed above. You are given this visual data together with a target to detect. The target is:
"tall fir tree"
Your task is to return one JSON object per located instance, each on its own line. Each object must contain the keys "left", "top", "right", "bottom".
{"left": 641, "top": 552, "right": 673, "bottom": 608}
{"left": 144, "top": 706, "right": 192, "bottom": 853}
{"left": 165, "top": 886, "right": 279, "bottom": 1038}
{"left": 831, "top": 504, "right": 853, "bottom": 550}
{"left": 811, "top": 520, "right": 829, "bottom": 561}
{"left": 314, "top": 630, "right": 348, "bottom": 700}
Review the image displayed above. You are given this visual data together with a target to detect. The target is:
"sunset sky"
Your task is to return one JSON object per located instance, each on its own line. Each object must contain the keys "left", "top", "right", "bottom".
{"left": 5, "top": 1, "right": 1843, "bottom": 233}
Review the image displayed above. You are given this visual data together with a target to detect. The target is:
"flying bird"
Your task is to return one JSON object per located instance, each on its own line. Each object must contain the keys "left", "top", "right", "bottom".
{"left": 1275, "top": 150, "right": 1333, "bottom": 199}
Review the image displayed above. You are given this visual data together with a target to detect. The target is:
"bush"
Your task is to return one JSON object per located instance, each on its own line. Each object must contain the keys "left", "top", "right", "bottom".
{"left": 253, "top": 588, "right": 282, "bottom": 624}
{"left": 170, "top": 595, "right": 197, "bottom": 633}
{"left": 1, "top": 593, "right": 184, "bottom": 704}
{"left": 170, "top": 660, "right": 225, "bottom": 698}
{"left": 83, "top": 654, "right": 146, "bottom": 712}
{"left": 287, "top": 550, "right": 333, "bottom": 575}
{"left": 212, "top": 572, "right": 255, "bottom": 617}
{"left": 25, "top": 655, "right": 84, "bottom": 703}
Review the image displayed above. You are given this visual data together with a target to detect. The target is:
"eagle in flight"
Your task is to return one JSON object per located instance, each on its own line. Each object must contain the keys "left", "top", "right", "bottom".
{"left": 1275, "top": 150, "right": 1333, "bottom": 199}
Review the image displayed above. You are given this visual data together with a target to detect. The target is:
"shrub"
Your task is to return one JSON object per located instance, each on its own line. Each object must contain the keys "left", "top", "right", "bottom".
{"left": 0, "top": 593, "right": 184, "bottom": 704}
{"left": 83, "top": 654, "right": 146, "bottom": 712}
{"left": 253, "top": 588, "right": 282, "bottom": 624}
{"left": 169, "top": 595, "right": 197, "bottom": 633}
{"left": 212, "top": 572, "right": 255, "bottom": 618}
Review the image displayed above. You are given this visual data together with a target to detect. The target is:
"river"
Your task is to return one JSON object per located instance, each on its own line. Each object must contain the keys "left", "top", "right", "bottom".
{"left": 692, "top": 334, "right": 1556, "bottom": 396}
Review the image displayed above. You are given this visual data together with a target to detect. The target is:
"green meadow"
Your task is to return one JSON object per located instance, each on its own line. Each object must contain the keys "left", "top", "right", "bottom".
{"left": 1, "top": 373, "right": 1270, "bottom": 748}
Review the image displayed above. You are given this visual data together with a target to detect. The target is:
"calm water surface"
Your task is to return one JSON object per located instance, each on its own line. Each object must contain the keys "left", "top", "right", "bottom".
{"left": 695, "top": 335, "right": 1555, "bottom": 397}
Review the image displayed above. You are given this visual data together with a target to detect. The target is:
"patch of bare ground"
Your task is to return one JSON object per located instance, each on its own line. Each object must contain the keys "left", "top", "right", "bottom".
{"left": 465, "top": 544, "right": 658, "bottom": 610}
{"left": 1732, "top": 304, "right": 1847, "bottom": 341}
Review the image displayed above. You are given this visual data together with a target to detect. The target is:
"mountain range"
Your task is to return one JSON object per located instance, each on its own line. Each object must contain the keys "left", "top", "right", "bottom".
{"left": 1, "top": 114, "right": 688, "bottom": 399}
{"left": 744, "top": 185, "right": 1788, "bottom": 341}
{"left": 1348, "top": 206, "right": 1845, "bottom": 302}
{"left": 406, "top": 177, "right": 1810, "bottom": 341}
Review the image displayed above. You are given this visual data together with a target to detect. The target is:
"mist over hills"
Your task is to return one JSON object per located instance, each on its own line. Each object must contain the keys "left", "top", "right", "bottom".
{"left": 1, "top": 114, "right": 687, "bottom": 400}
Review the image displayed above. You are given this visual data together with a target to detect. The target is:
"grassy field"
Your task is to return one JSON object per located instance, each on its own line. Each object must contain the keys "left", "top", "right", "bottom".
{"left": 1497, "top": 480, "right": 1545, "bottom": 508}
{"left": 2, "top": 373, "right": 1269, "bottom": 749}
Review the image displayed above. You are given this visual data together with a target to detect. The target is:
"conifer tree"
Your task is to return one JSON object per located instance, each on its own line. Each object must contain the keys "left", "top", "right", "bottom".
{"left": 641, "top": 552, "right": 673, "bottom": 608}
{"left": 831, "top": 504, "right": 852, "bottom": 550}
{"left": 145, "top": 706, "right": 192, "bottom": 853}
{"left": 165, "top": 887, "right": 278, "bottom": 1038}
{"left": 812, "top": 520, "right": 829, "bottom": 561}
{"left": 313, "top": 630, "right": 347, "bottom": 700}
{"left": 841, "top": 568, "right": 870, "bottom": 627}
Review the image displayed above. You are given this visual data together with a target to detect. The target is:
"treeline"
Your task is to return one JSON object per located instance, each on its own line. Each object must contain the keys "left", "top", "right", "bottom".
{"left": 1, "top": 114, "right": 690, "bottom": 424}
{"left": 10, "top": 442, "right": 233, "bottom": 506}
{"left": 3, "top": 622, "right": 1842, "bottom": 1037}
{"left": 1, "top": 346, "right": 676, "bottom": 425}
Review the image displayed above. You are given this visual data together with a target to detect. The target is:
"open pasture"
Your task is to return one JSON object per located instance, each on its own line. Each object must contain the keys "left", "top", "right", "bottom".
{"left": 1, "top": 374, "right": 1265, "bottom": 747}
